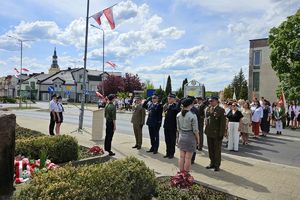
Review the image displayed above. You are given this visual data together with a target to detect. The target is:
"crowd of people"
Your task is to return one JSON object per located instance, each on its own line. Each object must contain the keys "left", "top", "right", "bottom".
{"left": 48, "top": 92, "right": 299, "bottom": 174}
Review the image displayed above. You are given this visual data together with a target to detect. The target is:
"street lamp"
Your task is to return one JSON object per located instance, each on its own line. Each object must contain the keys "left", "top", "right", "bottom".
{"left": 90, "top": 24, "right": 105, "bottom": 95}
{"left": 7, "top": 35, "right": 34, "bottom": 108}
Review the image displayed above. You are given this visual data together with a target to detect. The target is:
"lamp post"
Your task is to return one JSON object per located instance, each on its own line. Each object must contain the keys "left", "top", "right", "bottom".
{"left": 90, "top": 24, "right": 105, "bottom": 95}
{"left": 7, "top": 35, "right": 34, "bottom": 108}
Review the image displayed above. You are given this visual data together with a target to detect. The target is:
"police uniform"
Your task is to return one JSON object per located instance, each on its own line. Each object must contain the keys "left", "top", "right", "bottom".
{"left": 143, "top": 96, "right": 163, "bottom": 154}
{"left": 131, "top": 98, "right": 146, "bottom": 149}
{"left": 205, "top": 97, "right": 226, "bottom": 171}
{"left": 163, "top": 94, "right": 181, "bottom": 158}
{"left": 105, "top": 94, "right": 117, "bottom": 156}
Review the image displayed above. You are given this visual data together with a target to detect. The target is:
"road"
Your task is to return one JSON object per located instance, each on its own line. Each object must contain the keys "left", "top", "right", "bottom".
{"left": 12, "top": 108, "right": 300, "bottom": 168}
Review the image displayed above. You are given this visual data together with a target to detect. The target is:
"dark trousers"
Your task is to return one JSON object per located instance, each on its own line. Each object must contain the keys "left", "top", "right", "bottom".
{"left": 164, "top": 128, "right": 176, "bottom": 156}
{"left": 148, "top": 125, "right": 160, "bottom": 152}
{"left": 49, "top": 113, "right": 55, "bottom": 136}
{"left": 199, "top": 121, "right": 204, "bottom": 149}
{"left": 105, "top": 121, "right": 115, "bottom": 152}
{"left": 207, "top": 137, "right": 223, "bottom": 167}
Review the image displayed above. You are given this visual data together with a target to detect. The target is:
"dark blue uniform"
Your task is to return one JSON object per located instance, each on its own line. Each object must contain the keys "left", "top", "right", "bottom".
{"left": 163, "top": 102, "right": 181, "bottom": 158}
{"left": 143, "top": 100, "right": 163, "bottom": 153}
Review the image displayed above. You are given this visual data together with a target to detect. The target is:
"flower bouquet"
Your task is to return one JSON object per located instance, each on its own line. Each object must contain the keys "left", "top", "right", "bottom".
{"left": 88, "top": 145, "right": 104, "bottom": 155}
{"left": 171, "top": 170, "right": 194, "bottom": 188}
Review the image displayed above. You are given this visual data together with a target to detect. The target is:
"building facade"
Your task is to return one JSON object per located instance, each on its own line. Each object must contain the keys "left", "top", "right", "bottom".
{"left": 248, "top": 38, "right": 280, "bottom": 102}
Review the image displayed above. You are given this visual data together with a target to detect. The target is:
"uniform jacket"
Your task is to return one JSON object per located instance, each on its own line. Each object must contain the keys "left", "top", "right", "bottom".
{"left": 163, "top": 102, "right": 181, "bottom": 130}
{"left": 143, "top": 100, "right": 163, "bottom": 127}
{"left": 105, "top": 103, "right": 116, "bottom": 122}
{"left": 204, "top": 105, "right": 226, "bottom": 139}
{"left": 131, "top": 104, "right": 146, "bottom": 125}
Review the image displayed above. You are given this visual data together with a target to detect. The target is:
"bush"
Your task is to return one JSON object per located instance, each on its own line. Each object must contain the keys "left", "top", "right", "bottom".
{"left": 15, "top": 157, "right": 157, "bottom": 200}
{"left": 15, "top": 125, "right": 45, "bottom": 139}
{"left": 0, "top": 96, "right": 16, "bottom": 103}
{"left": 15, "top": 135, "right": 79, "bottom": 164}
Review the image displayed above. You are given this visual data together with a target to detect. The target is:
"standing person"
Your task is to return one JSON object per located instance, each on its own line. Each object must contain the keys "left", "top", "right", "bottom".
{"left": 289, "top": 101, "right": 297, "bottom": 129}
{"left": 205, "top": 96, "right": 226, "bottom": 171}
{"left": 226, "top": 103, "right": 243, "bottom": 152}
{"left": 195, "top": 97, "right": 206, "bottom": 151}
{"left": 177, "top": 98, "right": 200, "bottom": 173}
{"left": 131, "top": 97, "right": 146, "bottom": 149}
{"left": 163, "top": 94, "right": 181, "bottom": 159}
{"left": 240, "top": 102, "right": 252, "bottom": 145}
{"left": 143, "top": 95, "right": 163, "bottom": 154}
{"left": 261, "top": 100, "right": 271, "bottom": 137}
{"left": 274, "top": 102, "right": 284, "bottom": 135}
{"left": 104, "top": 94, "right": 117, "bottom": 156}
{"left": 252, "top": 100, "right": 263, "bottom": 138}
{"left": 55, "top": 96, "right": 64, "bottom": 135}
{"left": 49, "top": 94, "right": 58, "bottom": 136}
{"left": 188, "top": 96, "right": 199, "bottom": 164}
{"left": 297, "top": 103, "right": 300, "bottom": 129}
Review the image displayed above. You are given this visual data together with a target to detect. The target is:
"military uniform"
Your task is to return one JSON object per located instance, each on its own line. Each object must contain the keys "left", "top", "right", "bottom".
{"left": 205, "top": 104, "right": 226, "bottom": 169}
{"left": 131, "top": 104, "right": 146, "bottom": 148}
{"left": 163, "top": 102, "right": 181, "bottom": 158}
{"left": 143, "top": 98, "right": 163, "bottom": 153}
{"left": 104, "top": 100, "right": 116, "bottom": 154}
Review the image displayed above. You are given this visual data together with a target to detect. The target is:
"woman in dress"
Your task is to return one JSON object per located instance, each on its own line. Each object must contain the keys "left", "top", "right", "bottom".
{"left": 260, "top": 100, "right": 271, "bottom": 137}
{"left": 252, "top": 100, "right": 263, "bottom": 138}
{"left": 177, "top": 98, "right": 200, "bottom": 172}
{"left": 226, "top": 102, "right": 243, "bottom": 151}
{"left": 289, "top": 101, "right": 297, "bottom": 129}
{"left": 241, "top": 101, "right": 252, "bottom": 145}
{"left": 55, "top": 96, "right": 64, "bottom": 135}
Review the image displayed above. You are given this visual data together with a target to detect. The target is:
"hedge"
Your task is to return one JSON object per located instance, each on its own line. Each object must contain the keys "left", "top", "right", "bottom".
{"left": 0, "top": 96, "right": 16, "bottom": 103}
{"left": 14, "top": 157, "right": 157, "bottom": 200}
{"left": 15, "top": 125, "right": 45, "bottom": 140}
{"left": 15, "top": 135, "right": 79, "bottom": 164}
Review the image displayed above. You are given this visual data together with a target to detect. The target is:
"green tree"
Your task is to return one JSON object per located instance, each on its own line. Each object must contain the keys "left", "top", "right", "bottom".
{"left": 155, "top": 85, "right": 166, "bottom": 103}
{"left": 165, "top": 75, "right": 172, "bottom": 95}
{"left": 142, "top": 80, "right": 154, "bottom": 98}
{"left": 176, "top": 78, "right": 188, "bottom": 98}
{"left": 269, "top": 9, "right": 300, "bottom": 100}
{"left": 230, "top": 68, "right": 248, "bottom": 100}
{"left": 223, "top": 85, "right": 233, "bottom": 100}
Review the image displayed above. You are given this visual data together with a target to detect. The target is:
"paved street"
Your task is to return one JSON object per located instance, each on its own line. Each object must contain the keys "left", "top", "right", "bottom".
{"left": 12, "top": 106, "right": 300, "bottom": 168}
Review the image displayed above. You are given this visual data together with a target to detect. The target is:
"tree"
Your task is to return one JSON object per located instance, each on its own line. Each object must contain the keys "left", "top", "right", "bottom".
{"left": 155, "top": 85, "right": 166, "bottom": 104}
{"left": 176, "top": 78, "right": 188, "bottom": 98}
{"left": 99, "top": 75, "right": 124, "bottom": 96}
{"left": 165, "top": 75, "right": 172, "bottom": 95}
{"left": 269, "top": 9, "right": 300, "bottom": 100}
{"left": 123, "top": 73, "right": 143, "bottom": 93}
{"left": 223, "top": 85, "right": 233, "bottom": 100}
{"left": 230, "top": 68, "right": 248, "bottom": 100}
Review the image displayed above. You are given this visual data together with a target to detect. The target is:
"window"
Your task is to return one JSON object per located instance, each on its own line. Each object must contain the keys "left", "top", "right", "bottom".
{"left": 30, "top": 82, "right": 35, "bottom": 90}
{"left": 253, "top": 72, "right": 260, "bottom": 91}
{"left": 79, "top": 74, "right": 83, "bottom": 82}
{"left": 253, "top": 50, "right": 261, "bottom": 69}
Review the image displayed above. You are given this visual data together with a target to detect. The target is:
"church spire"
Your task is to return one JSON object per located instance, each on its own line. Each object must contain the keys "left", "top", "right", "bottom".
{"left": 49, "top": 47, "right": 60, "bottom": 74}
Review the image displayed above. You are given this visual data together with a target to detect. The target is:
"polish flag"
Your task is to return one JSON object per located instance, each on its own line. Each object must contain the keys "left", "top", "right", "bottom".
{"left": 103, "top": 7, "right": 115, "bottom": 30}
{"left": 14, "top": 68, "right": 20, "bottom": 73}
{"left": 91, "top": 11, "right": 103, "bottom": 26}
{"left": 21, "top": 68, "right": 30, "bottom": 72}
{"left": 106, "top": 61, "right": 116, "bottom": 69}
{"left": 278, "top": 90, "right": 288, "bottom": 112}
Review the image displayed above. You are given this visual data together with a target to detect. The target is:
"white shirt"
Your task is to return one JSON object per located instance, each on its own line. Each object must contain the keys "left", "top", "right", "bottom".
{"left": 289, "top": 105, "right": 298, "bottom": 116}
{"left": 49, "top": 100, "right": 58, "bottom": 112}
{"left": 252, "top": 106, "right": 263, "bottom": 122}
{"left": 56, "top": 103, "right": 64, "bottom": 112}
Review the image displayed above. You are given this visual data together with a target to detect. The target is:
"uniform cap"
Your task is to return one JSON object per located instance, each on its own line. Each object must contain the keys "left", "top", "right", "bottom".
{"left": 181, "top": 98, "right": 193, "bottom": 107}
{"left": 209, "top": 96, "right": 219, "bottom": 101}
{"left": 107, "top": 94, "right": 115, "bottom": 101}
{"left": 168, "top": 93, "right": 176, "bottom": 98}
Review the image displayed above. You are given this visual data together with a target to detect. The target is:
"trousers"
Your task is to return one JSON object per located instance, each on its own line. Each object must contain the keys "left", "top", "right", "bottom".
{"left": 207, "top": 137, "right": 222, "bottom": 167}
{"left": 228, "top": 122, "right": 240, "bottom": 151}
{"left": 148, "top": 125, "right": 160, "bottom": 152}
{"left": 164, "top": 128, "right": 176, "bottom": 156}
{"left": 105, "top": 121, "right": 114, "bottom": 152}
{"left": 49, "top": 112, "right": 55, "bottom": 136}
{"left": 133, "top": 123, "right": 143, "bottom": 147}
{"left": 276, "top": 120, "right": 283, "bottom": 132}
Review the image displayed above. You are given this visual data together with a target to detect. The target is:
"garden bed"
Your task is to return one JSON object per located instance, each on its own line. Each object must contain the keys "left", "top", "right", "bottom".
{"left": 154, "top": 176, "right": 244, "bottom": 200}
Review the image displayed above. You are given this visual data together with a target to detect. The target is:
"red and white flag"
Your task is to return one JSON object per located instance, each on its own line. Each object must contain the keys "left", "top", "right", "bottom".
{"left": 21, "top": 68, "right": 30, "bottom": 72}
{"left": 278, "top": 90, "right": 288, "bottom": 112}
{"left": 91, "top": 5, "right": 116, "bottom": 30}
{"left": 106, "top": 61, "right": 116, "bottom": 69}
{"left": 14, "top": 68, "right": 20, "bottom": 74}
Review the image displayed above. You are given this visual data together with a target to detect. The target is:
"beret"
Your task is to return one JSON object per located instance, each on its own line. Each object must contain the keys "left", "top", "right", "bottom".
{"left": 107, "top": 94, "right": 115, "bottom": 101}
{"left": 182, "top": 98, "right": 194, "bottom": 107}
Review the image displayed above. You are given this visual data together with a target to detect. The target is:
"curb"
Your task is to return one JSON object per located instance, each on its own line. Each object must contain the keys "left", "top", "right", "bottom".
{"left": 59, "top": 152, "right": 111, "bottom": 167}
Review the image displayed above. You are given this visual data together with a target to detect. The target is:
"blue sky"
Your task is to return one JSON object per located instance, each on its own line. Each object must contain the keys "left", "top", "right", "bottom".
{"left": 0, "top": 0, "right": 299, "bottom": 91}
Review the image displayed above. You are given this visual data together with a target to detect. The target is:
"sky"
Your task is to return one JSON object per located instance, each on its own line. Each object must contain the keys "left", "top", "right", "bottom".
{"left": 0, "top": 0, "right": 299, "bottom": 91}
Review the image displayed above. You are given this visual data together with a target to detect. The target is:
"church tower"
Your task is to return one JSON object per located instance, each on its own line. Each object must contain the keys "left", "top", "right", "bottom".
{"left": 48, "top": 47, "right": 60, "bottom": 74}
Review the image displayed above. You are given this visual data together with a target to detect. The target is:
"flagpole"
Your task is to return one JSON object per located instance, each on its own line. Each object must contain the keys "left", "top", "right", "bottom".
{"left": 79, "top": 0, "right": 90, "bottom": 130}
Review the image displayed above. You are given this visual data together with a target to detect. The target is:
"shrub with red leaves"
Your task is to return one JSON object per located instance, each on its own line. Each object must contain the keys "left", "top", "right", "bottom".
{"left": 88, "top": 146, "right": 104, "bottom": 155}
{"left": 171, "top": 170, "right": 194, "bottom": 188}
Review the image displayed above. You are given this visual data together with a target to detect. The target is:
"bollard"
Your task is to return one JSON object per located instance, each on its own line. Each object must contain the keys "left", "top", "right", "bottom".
{"left": 0, "top": 112, "right": 16, "bottom": 198}
{"left": 92, "top": 109, "right": 104, "bottom": 141}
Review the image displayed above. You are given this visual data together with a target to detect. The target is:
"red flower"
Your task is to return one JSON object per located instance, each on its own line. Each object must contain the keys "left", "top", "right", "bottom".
{"left": 170, "top": 170, "right": 194, "bottom": 188}
{"left": 88, "top": 146, "right": 104, "bottom": 155}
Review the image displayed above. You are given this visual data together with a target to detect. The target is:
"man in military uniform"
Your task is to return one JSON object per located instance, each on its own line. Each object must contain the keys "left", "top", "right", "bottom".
{"left": 104, "top": 94, "right": 117, "bottom": 156}
{"left": 196, "top": 97, "right": 206, "bottom": 150}
{"left": 143, "top": 95, "right": 163, "bottom": 154}
{"left": 163, "top": 94, "right": 181, "bottom": 159}
{"left": 131, "top": 97, "right": 146, "bottom": 149}
{"left": 205, "top": 96, "right": 226, "bottom": 171}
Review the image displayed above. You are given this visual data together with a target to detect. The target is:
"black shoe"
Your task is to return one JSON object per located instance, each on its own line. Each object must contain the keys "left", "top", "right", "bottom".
{"left": 276, "top": 131, "right": 279, "bottom": 135}
{"left": 147, "top": 149, "right": 154, "bottom": 153}
{"left": 214, "top": 167, "right": 220, "bottom": 171}
{"left": 191, "top": 160, "right": 195, "bottom": 164}
{"left": 279, "top": 132, "right": 282, "bottom": 135}
{"left": 137, "top": 146, "right": 141, "bottom": 150}
{"left": 163, "top": 155, "right": 169, "bottom": 158}
{"left": 168, "top": 155, "right": 174, "bottom": 159}
{"left": 132, "top": 145, "right": 138, "bottom": 148}
{"left": 108, "top": 151, "right": 115, "bottom": 156}
{"left": 153, "top": 151, "right": 158, "bottom": 154}
{"left": 206, "top": 165, "right": 215, "bottom": 169}
{"left": 198, "top": 147, "right": 202, "bottom": 151}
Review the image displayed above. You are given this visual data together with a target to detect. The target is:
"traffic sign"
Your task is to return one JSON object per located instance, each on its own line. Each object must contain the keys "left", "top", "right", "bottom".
{"left": 48, "top": 86, "right": 55, "bottom": 93}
